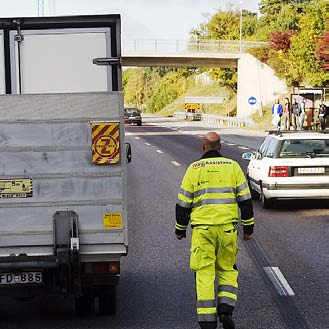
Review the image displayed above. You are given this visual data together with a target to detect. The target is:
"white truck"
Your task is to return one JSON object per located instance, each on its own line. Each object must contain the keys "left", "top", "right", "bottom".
{"left": 0, "top": 15, "right": 129, "bottom": 315}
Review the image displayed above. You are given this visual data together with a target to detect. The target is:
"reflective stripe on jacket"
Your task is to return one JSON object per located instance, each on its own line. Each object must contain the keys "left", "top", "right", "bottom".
{"left": 176, "top": 150, "right": 254, "bottom": 230}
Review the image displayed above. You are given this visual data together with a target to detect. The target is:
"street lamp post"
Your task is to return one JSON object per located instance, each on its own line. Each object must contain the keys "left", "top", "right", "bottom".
{"left": 239, "top": 0, "right": 243, "bottom": 54}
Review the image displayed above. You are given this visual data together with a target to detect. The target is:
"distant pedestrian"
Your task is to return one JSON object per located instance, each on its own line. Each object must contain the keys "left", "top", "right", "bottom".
{"left": 291, "top": 99, "right": 299, "bottom": 130}
{"left": 271, "top": 99, "right": 283, "bottom": 130}
{"left": 319, "top": 100, "right": 327, "bottom": 131}
{"left": 281, "top": 98, "right": 290, "bottom": 130}
{"left": 298, "top": 99, "right": 306, "bottom": 130}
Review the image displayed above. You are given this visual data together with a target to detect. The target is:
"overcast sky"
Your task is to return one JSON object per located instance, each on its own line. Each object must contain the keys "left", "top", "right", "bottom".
{"left": 0, "top": 0, "right": 260, "bottom": 39}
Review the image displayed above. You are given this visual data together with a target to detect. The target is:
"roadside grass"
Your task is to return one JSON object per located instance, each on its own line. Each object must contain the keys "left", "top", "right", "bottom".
{"left": 156, "top": 84, "right": 235, "bottom": 117}
{"left": 250, "top": 105, "right": 273, "bottom": 130}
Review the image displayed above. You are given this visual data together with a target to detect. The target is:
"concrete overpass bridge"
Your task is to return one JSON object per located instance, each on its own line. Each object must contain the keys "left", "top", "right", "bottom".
{"left": 121, "top": 39, "right": 288, "bottom": 119}
{"left": 121, "top": 39, "right": 264, "bottom": 68}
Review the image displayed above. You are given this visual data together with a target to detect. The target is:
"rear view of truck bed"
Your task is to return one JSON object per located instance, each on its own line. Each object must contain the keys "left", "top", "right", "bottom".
{"left": 0, "top": 14, "right": 128, "bottom": 315}
{"left": 0, "top": 92, "right": 128, "bottom": 314}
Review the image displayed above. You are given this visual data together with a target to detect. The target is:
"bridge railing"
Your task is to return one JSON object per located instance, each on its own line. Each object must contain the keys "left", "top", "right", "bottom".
{"left": 122, "top": 39, "right": 267, "bottom": 54}
{"left": 174, "top": 112, "right": 255, "bottom": 127}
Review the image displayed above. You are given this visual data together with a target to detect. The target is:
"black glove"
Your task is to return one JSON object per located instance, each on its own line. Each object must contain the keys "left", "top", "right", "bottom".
{"left": 175, "top": 229, "right": 186, "bottom": 240}
{"left": 243, "top": 225, "right": 254, "bottom": 236}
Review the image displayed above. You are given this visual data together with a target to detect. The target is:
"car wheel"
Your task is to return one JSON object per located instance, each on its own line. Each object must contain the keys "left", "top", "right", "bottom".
{"left": 137, "top": 121, "right": 142, "bottom": 126}
{"left": 248, "top": 179, "right": 260, "bottom": 200}
{"left": 260, "top": 188, "right": 274, "bottom": 209}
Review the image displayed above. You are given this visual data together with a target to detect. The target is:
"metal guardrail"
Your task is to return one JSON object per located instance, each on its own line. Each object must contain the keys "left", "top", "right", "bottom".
{"left": 174, "top": 111, "right": 255, "bottom": 127}
{"left": 122, "top": 39, "right": 267, "bottom": 54}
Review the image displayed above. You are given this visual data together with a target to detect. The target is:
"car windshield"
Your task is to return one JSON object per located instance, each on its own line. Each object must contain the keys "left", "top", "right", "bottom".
{"left": 125, "top": 108, "right": 139, "bottom": 115}
{"left": 279, "top": 139, "right": 329, "bottom": 158}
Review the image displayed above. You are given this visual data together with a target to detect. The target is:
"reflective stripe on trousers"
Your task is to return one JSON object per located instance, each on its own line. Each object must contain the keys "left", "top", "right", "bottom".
{"left": 190, "top": 224, "right": 238, "bottom": 322}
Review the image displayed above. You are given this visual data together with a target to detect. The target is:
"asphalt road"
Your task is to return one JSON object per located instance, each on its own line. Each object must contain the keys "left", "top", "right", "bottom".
{"left": 0, "top": 116, "right": 328, "bottom": 329}
{"left": 122, "top": 117, "right": 329, "bottom": 329}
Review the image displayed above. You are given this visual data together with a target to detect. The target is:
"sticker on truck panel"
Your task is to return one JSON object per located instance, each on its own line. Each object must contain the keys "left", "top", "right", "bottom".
{"left": 104, "top": 213, "right": 123, "bottom": 229}
{"left": 91, "top": 122, "right": 120, "bottom": 164}
{"left": 0, "top": 178, "right": 33, "bottom": 198}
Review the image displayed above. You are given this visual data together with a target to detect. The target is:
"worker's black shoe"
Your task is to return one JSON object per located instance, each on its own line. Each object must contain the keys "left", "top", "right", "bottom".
{"left": 198, "top": 321, "right": 217, "bottom": 329}
{"left": 219, "top": 314, "right": 235, "bottom": 329}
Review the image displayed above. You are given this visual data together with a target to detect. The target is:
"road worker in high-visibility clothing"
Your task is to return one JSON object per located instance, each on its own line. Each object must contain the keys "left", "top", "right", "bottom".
{"left": 175, "top": 132, "right": 254, "bottom": 329}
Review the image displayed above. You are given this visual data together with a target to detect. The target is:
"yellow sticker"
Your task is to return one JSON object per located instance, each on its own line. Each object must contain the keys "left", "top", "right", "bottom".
{"left": 0, "top": 178, "right": 33, "bottom": 198}
{"left": 91, "top": 122, "right": 120, "bottom": 164}
{"left": 104, "top": 213, "right": 123, "bottom": 229}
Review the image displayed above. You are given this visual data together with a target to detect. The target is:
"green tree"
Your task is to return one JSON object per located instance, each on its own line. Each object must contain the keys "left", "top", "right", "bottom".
{"left": 256, "top": 0, "right": 327, "bottom": 86}
{"left": 207, "top": 68, "right": 238, "bottom": 93}
{"left": 191, "top": 9, "right": 257, "bottom": 41}
{"left": 123, "top": 68, "right": 145, "bottom": 109}
{"left": 147, "top": 70, "right": 196, "bottom": 113}
{"left": 259, "top": 0, "right": 311, "bottom": 16}
{"left": 123, "top": 67, "right": 196, "bottom": 113}
{"left": 286, "top": 4, "right": 326, "bottom": 86}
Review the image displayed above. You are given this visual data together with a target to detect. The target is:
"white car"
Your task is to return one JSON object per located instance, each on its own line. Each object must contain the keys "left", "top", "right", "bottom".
{"left": 242, "top": 131, "right": 329, "bottom": 208}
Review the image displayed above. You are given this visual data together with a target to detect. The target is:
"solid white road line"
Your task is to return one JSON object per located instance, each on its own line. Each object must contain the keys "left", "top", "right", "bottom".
{"left": 263, "top": 267, "right": 295, "bottom": 296}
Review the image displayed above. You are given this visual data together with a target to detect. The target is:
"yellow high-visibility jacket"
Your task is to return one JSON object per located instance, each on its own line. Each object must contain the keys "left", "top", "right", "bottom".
{"left": 175, "top": 150, "right": 254, "bottom": 234}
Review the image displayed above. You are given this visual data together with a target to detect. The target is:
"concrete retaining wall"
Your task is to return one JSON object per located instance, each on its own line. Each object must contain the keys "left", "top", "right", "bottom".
{"left": 237, "top": 54, "right": 288, "bottom": 118}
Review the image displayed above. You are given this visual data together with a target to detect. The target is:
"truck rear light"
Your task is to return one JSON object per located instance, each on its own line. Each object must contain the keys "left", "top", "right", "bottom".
{"left": 108, "top": 262, "right": 120, "bottom": 274}
{"left": 84, "top": 262, "right": 120, "bottom": 275}
{"left": 268, "top": 166, "right": 289, "bottom": 177}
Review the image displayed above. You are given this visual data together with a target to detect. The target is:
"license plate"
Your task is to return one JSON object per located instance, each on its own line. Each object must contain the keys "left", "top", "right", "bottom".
{"left": 0, "top": 272, "right": 43, "bottom": 285}
{"left": 298, "top": 167, "right": 325, "bottom": 174}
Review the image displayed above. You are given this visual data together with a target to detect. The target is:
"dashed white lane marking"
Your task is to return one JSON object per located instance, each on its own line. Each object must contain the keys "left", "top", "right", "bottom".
{"left": 225, "top": 143, "right": 236, "bottom": 146}
{"left": 145, "top": 143, "right": 151, "bottom": 146}
{"left": 264, "top": 267, "right": 295, "bottom": 296}
{"left": 238, "top": 146, "right": 250, "bottom": 150}
{"left": 134, "top": 136, "right": 140, "bottom": 140}
{"left": 156, "top": 150, "right": 164, "bottom": 154}
{"left": 171, "top": 161, "right": 181, "bottom": 166}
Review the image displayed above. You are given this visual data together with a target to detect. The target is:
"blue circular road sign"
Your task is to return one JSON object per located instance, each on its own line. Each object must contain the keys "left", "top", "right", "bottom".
{"left": 248, "top": 96, "right": 257, "bottom": 105}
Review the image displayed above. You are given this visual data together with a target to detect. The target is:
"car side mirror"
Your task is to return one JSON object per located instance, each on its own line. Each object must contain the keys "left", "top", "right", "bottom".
{"left": 125, "top": 142, "right": 132, "bottom": 163}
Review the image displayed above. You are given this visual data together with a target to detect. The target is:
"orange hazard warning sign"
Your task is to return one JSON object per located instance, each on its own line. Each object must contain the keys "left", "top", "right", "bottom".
{"left": 91, "top": 122, "right": 120, "bottom": 164}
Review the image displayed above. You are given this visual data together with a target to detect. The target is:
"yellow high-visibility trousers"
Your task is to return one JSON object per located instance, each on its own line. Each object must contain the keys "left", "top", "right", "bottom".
{"left": 190, "top": 224, "right": 238, "bottom": 323}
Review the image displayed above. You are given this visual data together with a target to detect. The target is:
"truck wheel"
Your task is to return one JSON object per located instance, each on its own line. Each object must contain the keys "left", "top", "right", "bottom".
{"left": 98, "top": 285, "right": 117, "bottom": 315}
{"left": 75, "top": 294, "right": 95, "bottom": 315}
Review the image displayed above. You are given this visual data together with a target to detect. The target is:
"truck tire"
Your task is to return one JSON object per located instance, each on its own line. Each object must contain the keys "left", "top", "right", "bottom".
{"left": 98, "top": 285, "right": 117, "bottom": 315}
{"left": 75, "top": 293, "right": 96, "bottom": 315}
